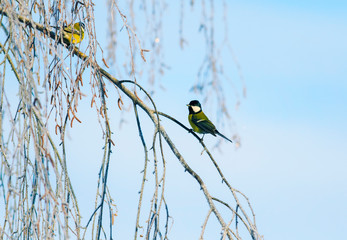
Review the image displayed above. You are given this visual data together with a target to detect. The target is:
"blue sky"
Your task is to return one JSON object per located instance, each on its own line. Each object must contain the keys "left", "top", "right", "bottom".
{"left": 64, "top": 1, "right": 347, "bottom": 239}
{"left": 219, "top": 1, "right": 347, "bottom": 239}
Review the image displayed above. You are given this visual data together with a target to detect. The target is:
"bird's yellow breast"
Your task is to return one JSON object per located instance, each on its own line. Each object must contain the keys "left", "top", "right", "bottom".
{"left": 71, "top": 32, "right": 83, "bottom": 44}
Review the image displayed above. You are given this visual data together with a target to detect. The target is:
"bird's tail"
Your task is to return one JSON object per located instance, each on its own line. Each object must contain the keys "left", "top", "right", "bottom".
{"left": 216, "top": 130, "right": 233, "bottom": 143}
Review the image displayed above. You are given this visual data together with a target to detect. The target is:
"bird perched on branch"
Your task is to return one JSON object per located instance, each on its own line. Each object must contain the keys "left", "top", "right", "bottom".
{"left": 187, "top": 100, "right": 232, "bottom": 143}
{"left": 63, "top": 22, "right": 85, "bottom": 45}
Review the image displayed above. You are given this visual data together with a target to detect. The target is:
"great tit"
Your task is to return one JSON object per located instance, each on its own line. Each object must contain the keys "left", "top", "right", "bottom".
{"left": 187, "top": 100, "right": 232, "bottom": 143}
{"left": 63, "top": 22, "right": 85, "bottom": 44}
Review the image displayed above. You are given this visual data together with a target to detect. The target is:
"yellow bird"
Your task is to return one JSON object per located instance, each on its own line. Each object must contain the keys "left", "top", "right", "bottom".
{"left": 187, "top": 100, "right": 232, "bottom": 143}
{"left": 63, "top": 22, "right": 85, "bottom": 45}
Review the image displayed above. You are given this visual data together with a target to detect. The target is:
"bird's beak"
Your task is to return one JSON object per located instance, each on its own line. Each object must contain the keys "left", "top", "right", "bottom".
{"left": 186, "top": 104, "right": 190, "bottom": 107}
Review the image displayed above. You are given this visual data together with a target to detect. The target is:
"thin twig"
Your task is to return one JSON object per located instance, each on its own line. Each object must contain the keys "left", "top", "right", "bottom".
{"left": 199, "top": 209, "right": 212, "bottom": 240}
{"left": 133, "top": 103, "right": 150, "bottom": 240}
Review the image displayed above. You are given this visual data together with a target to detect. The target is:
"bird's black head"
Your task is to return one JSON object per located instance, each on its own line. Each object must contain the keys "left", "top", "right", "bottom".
{"left": 189, "top": 100, "right": 201, "bottom": 107}
{"left": 187, "top": 100, "right": 202, "bottom": 114}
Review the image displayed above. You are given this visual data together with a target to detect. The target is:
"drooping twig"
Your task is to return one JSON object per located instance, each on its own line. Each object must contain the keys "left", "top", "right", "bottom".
{"left": 96, "top": 73, "right": 113, "bottom": 240}
{"left": 199, "top": 209, "right": 212, "bottom": 239}
{"left": 133, "top": 103, "right": 149, "bottom": 240}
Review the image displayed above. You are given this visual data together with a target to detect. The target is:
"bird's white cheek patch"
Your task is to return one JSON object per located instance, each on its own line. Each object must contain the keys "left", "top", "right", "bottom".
{"left": 191, "top": 106, "right": 201, "bottom": 113}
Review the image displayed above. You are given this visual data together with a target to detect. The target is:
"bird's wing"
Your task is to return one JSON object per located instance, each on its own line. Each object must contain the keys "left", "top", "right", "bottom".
{"left": 63, "top": 25, "right": 74, "bottom": 34}
{"left": 191, "top": 112, "right": 216, "bottom": 135}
